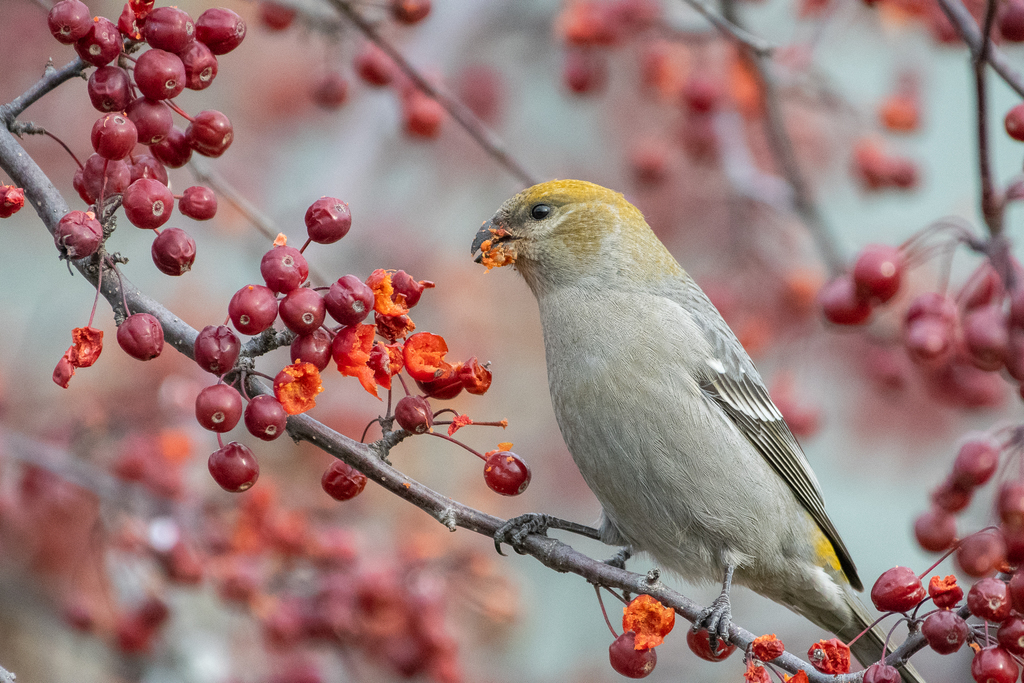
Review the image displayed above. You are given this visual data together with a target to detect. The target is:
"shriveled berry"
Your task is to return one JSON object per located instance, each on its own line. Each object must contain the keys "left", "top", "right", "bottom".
{"left": 354, "top": 43, "right": 394, "bottom": 86}
{"left": 1006, "top": 104, "right": 1024, "bottom": 142}
{"left": 391, "top": 0, "right": 431, "bottom": 24}
{"left": 416, "top": 372, "right": 463, "bottom": 400}
{"left": 179, "top": 186, "right": 217, "bottom": 220}
{"left": 311, "top": 72, "right": 348, "bottom": 109}
{"left": 325, "top": 275, "right": 373, "bottom": 326}
{"left": 853, "top": 244, "right": 903, "bottom": 303}
{"left": 957, "top": 531, "right": 1007, "bottom": 577}
{"left": 55, "top": 210, "right": 103, "bottom": 260}
{"left": 180, "top": 40, "right": 218, "bottom": 90}
{"left": 208, "top": 441, "right": 258, "bottom": 492}
{"left": 392, "top": 270, "right": 433, "bottom": 308}
{"left": 117, "top": 313, "right": 164, "bottom": 360}
{"left": 483, "top": 451, "right": 531, "bottom": 496}
{"left": 48, "top": 0, "right": 91, "bottom": 43}
{"left": 870, "top": 566, "right": 925, "bottom": 612}
{"left": 134, "top": 49, "right": 186, "bottom": 101}
{"left": 0, "top": 186, "right": 25, "bottom": 218}
{"left": 304, "top": 197, "right": 351, "bottom": 244}
{"left": 952, "top": 436, "right": 1001, "bottom": 488}
{"left": 963, "top": 305, "right": 1009, "bottom": 371}
{"left": 123, "top": 178, "right": 174, "bottom": 229}
{"left": 126, "top": 97, "right": 173, "bottom": 145}
{"left": 971, "top": 647, "right": 1019, "bottom": 683}
{"left": 244, "top": 395, "right": 287, "bottom": 441}
{"left": 88, "top": 66, "right": 132, "bottom": 112}
{"left": 117, "top": 3, "right": 141, "bottom": 39}
{"left": 686, "top": 627, "right": 736, "bottom": 662}
{"left": 91, "top": 113, "right": 138, "bottom": 160}
{"left": 968, "top": 577, "right": 1012, "bottom": 622}
{"left": 395, "top": 396, "right": 433, "bottom": 434}
{"left": 819, "top": 276, "right": 872, "bottom": 325}
{"left": 998, "top": 618, "right": 1024, "bottom": 655}
{"left": 229, "top": 284, "right": 278, "bottom": 335}
{"left": 609, "top": 631, "right": 656, "bottom": 678}
{"left": 150, "top": 127, "right": 191, "bottom": 167}
{"left": 863, "top": 663, "right": 900, "bottom": 683}
{"left": 144, "top": 6, "right": 195, "bottom": 53}
{"left": 194, "top": 325, "right": 240, "bottom": 375}
{"left": 290, "top": 329, "right": 333, "bottom": 371}
{"left": 75, "top": 17, "right": 122, "bottom": 67}
{"left": 186, "top": 110, "right": 233, "bottom": 157}
{"left": 77, "top": 154, "right": 130, "bottom": 203}
{"left": 195, "top": 383, "right": 242, "bottom": 432}
{"left": 914, "top": 507, "right": 957, "bottom": 551}
{"left": 922, "top": 610, "right": 968, "bottom": 654}
{"left": 130, "top": 155, "right": 168, "bottom": 185}
{"left": 321, "top": 461, "right": 367, "bottom": 501}
{"left": 195, "top": 8, "right": 246, "bottom": 55}
{"left": 260, "top": 245, "right": 308, "bottom": 293}
{"left": 278, "top": 287, "right": 326, "bottom": 335}
{"left": 151, "top": 227, "right": 196, "bottom": 275}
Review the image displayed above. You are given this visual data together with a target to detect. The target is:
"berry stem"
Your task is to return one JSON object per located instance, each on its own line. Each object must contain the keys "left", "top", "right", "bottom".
{"left": 88, "top": 261, "right": 103, "bottom": 327}
{"left": 165, "top": 99, "right": 194, "bottom": 122}
{"left": 423, "top": 431, "right": 487, "bottom": 460}
{"left": 299, "top": 237, "right": 312, "bottom": 254}
{"left": 594, "top": 585, "right": 619, "bottom": 638}
{"left": 395, "top": 373, "right": 411, "bottom": 397}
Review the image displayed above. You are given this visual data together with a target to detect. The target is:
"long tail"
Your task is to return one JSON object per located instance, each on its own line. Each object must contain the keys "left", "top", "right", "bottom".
{"left": 836, "top": 594, "right": 925, "bottom": 683}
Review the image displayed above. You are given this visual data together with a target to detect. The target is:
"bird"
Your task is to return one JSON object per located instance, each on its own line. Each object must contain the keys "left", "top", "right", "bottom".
{"left": 470, "top": 179, "right": 921, "bottom": 682}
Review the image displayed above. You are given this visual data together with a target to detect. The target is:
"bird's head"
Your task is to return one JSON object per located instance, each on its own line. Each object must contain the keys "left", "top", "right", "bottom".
{"left": 471, "top": 179, "right": 682, "bottom": 295}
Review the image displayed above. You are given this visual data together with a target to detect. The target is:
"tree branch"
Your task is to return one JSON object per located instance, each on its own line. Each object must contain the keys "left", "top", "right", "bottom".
{"left": 0, "top": 57, "right": 88, "bottom": 127}
{"left": 935, "top": 0, "right": 1024, "bottom": 99}
{"left": 973, "top": 0, "right": 1004, "bottom": 237}
{"left": 676, "top": 0, "right": 774, "bottom": 57}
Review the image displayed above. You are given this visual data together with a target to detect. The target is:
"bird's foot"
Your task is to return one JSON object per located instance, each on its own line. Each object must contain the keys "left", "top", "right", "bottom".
{"left": 693, "top": 564, "right": 736, "bottom": 651}
{"left": 603, "top": 545, "right": 633, "bottom": 569}
{"left": 493, "top": 513, "right": 600, "bottom": 556}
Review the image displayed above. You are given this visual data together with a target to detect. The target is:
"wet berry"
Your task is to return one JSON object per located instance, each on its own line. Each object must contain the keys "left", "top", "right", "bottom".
{"left": 194, "top": 325, "right": 240, "bottom": 375}
{"left": 195, "top": 383, "right": 242, "bottom": 432}
{"left": 304, "top": 197, "right": 351, "bottom": 244}
{"left": 229, "top": 284, "right": 278, "bottom": 335}
{"left": 117, "top": 313, "right": 164, "bottom": 360}
{"left": 88, "top": 66, "right": 132, "bottom": 112}
{"left": 208, "top": 441, "right": 259, "bottom": 492}
{"left": 609, "top": 631, "right": 656, "bottom": 678}
{"left": 395, "top": 395, "right": 433, "bottom": 434}
{"left": 179, "top": 186, "right": 217, "bottom": 220}
{"left": 922, "top": 610, "right": 968, "bottom": 654}
{"left": 123, "top": 178, "right": 174, "bottom": 229}
{"left": 321, "top": 461, "right": 367, "bottom": 501}
{"left": 244, "top": 395, "right": 288, "bottom": 441}
{"left": 151, "top": 227, "right": 196, "bottom": 275}
{"left": 278, "top": 287, "right": 326, "bottom": 335}
{"left": 483, "top": 451, "right": 531, "bottom": 496}
{"left": 870, "top": 566, "right": 925, "bottom": 612}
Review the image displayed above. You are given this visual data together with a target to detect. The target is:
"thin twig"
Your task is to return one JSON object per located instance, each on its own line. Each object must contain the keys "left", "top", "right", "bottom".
{"left": 676, "top": 0, "right": 774, "bottom": 57}
{"left": 326, "top": 0, "right": 539, "bottom": 188}
{"left": 973, "top": 0, "right": 1004, "bottom": 236}
{"left": 0, "top": 57, "right": 89, "bottom": 126}
{"left": 934, "top": 0, "right": 1024, "bottom": 99}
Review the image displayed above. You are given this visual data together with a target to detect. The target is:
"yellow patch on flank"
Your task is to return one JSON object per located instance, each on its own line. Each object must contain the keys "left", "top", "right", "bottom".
{"left": 810, "top": 524, "right": 842, "bottom": 574}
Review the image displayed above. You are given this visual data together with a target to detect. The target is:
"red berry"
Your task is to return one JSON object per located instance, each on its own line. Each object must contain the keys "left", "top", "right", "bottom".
{"left": 957, "top": 532, "right": 1007, "bottom": 577}
{"left": 311, "top": 72, "right": 348, "bottom": 109}
{"left": 130, "top": 155, "right": 169, "bottom": 185}
{"left": 179, "top": 186, "right": 217, "bottom": 220}
{"left": 1007, "top": 104, "right": 1024, "bottom": 142}
{"left": 563, "top": 49, "right": 607, "bottom": 94}
{"left": 968, "top": 577, "right": 1012, "bottom": 622}
{"left": 244, "top": 395, "right": 288, "bottom": 441}
{"left": 75, "top": 17, "right": 122, "bottom": 67}
{"left": 179, "top": 40, "right": 218, "bottom": 90}
{"left": 682, "top": 77, "right": 722, "bottom": 114}
{"left": 354, "top": 44, "right": 394, "bottom": 86}
{"left": 931, "top": 477, "right": 972, "bottom": 513}
{"left": 483, "top": 451, "right": 531, "bottom": 496}
{"left": 1011, "top": 571, "right": 1024, "bottom": 612}
{"left": 0, "top": 186, "right": 25, "bottom": 218}
{"left": 609, "top": 631, "right": 656, "bottom": 678}
{"left": 126, "top": 97, "right": 173, "bottom": 145}
{"left": 48, "top": 0, "right": 91, "bottom": 43}
{"left": 258, "top": 2, "right": 296, "bottom": 29}
{"left": 999, "top": 481, "right": 1024, "bottom": 527}
{"left": 208, "top": 441, "right": 259, "bottom": 492}
{"left": 195, "top": 8, "right": 246, "bottom": 55}
{"left": 391, "top": 0, "right": 431, "bottom": 24}
{"left": 290, "top": 329, "right": 333, "bottom": 371}
{"left": 54, "top": 210, "right": 103, "bottom": 260}
{"left": 228, "top": 284, "right": 278, "bottom": 335}
{"left": 151, "top": 227, "right": 196, "bottom": 276}
{"left": 905, "top": 303, "right": 957, "bottom": 365}
{"left": 686, "top": 627, "right": 736, "bottom": 661}
{"left": 195, "top": 383, "right": 242, "bottom": 432}
{"left": 914, "top": 507, "right": 957, "bottom": 551}
{"left": 972, "top": 647, "right": 1019, "bottom": 683}
{"left": 194, "top": 325, "right": 240, "bottom": 375}
{"left": 922, "top": 610, "right": 968, "bottom": 654}
{"left": 143, "top": 6, "right": 195, "bottom": 52}
{"left": 150, "top": 127, "right": 191, "bottom": 167}
{"left": 304, "top": 197, "right": 351, "bottom": 244}
{"left": 134, "top": 49, "right": 186, "bottom": 101}
{"left": 863, "top": 663, "right": 900, "bottom": 683}
{"left": 1004, "top": 524, "right": 1024, "bottom": 564}
{"left": 998, "top": 618, "right": 1024, "bottom": 655}
{"left": 186, "top": 110, "right": 233, "bottom": 157}
{"left": 123, "top": 178, "right": 174, "bottom": 229}
{"left": 77, "top": 154, "right": 130, "bottom": 203}
{"left": 278, "top": 287, "right": 326, "bottom": 335}
{"left": 321, "top": 461, "right": 367, "bottom": 501}
{"left": 325, "top": 275, "right": 373, "bottom": 326}
{"left": 819, "top": 276, "right": 872, "bottom": 325}
{"left": 260, "top": 245, "right": 308, "bottom": 293}
{"left": 416, "top": 372, "right": 463, "bottom": 400}
{"left": 402, "top": 91, "right": 444, "bottom": 138}
{"left": 1001, "top": 0, "right": 1024, "bottom": 40}
{"left": 853, "top": 244, "right": 903, "bottom": 303}
{"left": 395, "top": 396, "right": 433, "bottom": 434}
{"left": 870, "top": 566, "right": 925, "bottom": 612}
{"left": 88, "top": 66, "right": 132, "bottom": 112}
{"left": 117, "top": 313, "right": 164, "bottom": 360}
{"left": 963, "top": 305, "right": 1009, "bottom": 375}
{"left": 952, "top": 436, "right": 1001, "bottom": 488}
{"left": 91, "top": 113, "right": 138, "bottom": 161}
{"left": 118, "top": 3, "right": 141, "bottom": 39}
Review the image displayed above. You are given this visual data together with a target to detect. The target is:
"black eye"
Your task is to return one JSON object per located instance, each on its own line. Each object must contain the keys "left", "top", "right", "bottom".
{"left": 530, "top": 204, "right": 551, "bottom": 220}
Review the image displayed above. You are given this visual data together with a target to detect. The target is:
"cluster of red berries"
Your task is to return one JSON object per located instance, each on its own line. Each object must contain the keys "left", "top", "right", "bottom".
{"left": 871, "top": 565, "right": 1023, "bottom": 683}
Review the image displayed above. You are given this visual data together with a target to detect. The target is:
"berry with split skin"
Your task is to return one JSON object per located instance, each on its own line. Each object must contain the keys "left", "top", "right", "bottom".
{"left": 483, "top": 451, "right": 531, "bottom": 496}
{"left": 971, "top": 647, "right": 1019, "bottom": 683}
{"left": 229, "top": 285, "right": 278, "bottom": 335}
{"left": 686, "top": 627, "right": 736, "bottom": 661}
{"left": 278, "top": 287, "right": 326, "bottom": 335}
{"left": 48, "top": 0, "right": 91, "bottom": 44}
{"left": 55, "top": 211, "right": 103, "bottom": 260}
{"left": 967, "top": 577, "right": 1012, "bottom": 622}
{"left": 395, "top": 396, "right": 433, "bottom": 434}
{"left": 195, "top": 8, "right": 247, "bottom": 55}
{"left": 853, "top": 244, "right": 903, "bottom": 303}
{"left": 321, "top": 461, "right": 367, "bottom": 501}
{"left": 150, "top": 127, "right": 191, "bottom": 167}
{"left": 324, "top": 275, "right": 373, "bottom": 326}
{"left": 244, "top": 395, "right": 288, "bottom": 441}
{"left": 870, "top": 566, "right": 925, "bottom": 612}
{"left": 91, "top": 113, "right": 138, "bottom": 161}
{"left": 194, "top": 325, "right": 240, "bottom": 375}
{"left": 208, "top": 441, "right": 259, "bottom": 492}
{"left": 290, "top": 329, "right": 333, "bottom": 371}
{"left": 179, "top": 186, "right": 217, "bottom": 220}
{"left": 305, "top": 197, "right": 351, "bottom": 244}
{"left": 819, "top": 275, "right": 872, "bottom": 325}
{"left": 151, "top": 227, "right": 196, "bottom": 276}
{"left": 143, "top": 6, "right": 195, "bottom": 54}
{"left": 126, "top": 97, "right": 173, "bottom": 145}
{"left": 130, "top": 155, "right": 169, "bottom": 185}
{"left": 75, "top": 17, "right": 122, "bottom": 67}
{"left": 117, "top": 313, "right": 164, "bottom": 360}
{"left": 88, "top": 66, "right": 132, "bottom": 112}
{"left": 922, "top": 610, "right": 968, "bottom": 654}
{"left": 195, "top": 383, "right": 243, "bottom": 432}
{"left": 123, "top": 178, "right": 175, "bottom": 230}
{"left": 180, "top": 41, "right": 218, "bottom": 90}
{"left": 186, "top": 110, "right": 233, "bottom": 157}
{"left": 134, "top": 49, "right": 186, "bottom": 101}
{"left": 261, "top": 246, "right": 309, "bottom": 293}
{"left": 609, "top": 631, "right": 657, "bottom": 678}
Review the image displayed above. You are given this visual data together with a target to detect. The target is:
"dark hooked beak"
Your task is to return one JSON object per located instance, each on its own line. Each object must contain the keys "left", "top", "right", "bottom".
{"left": 471, "top": 217, "right": 516, "bottom": 264}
